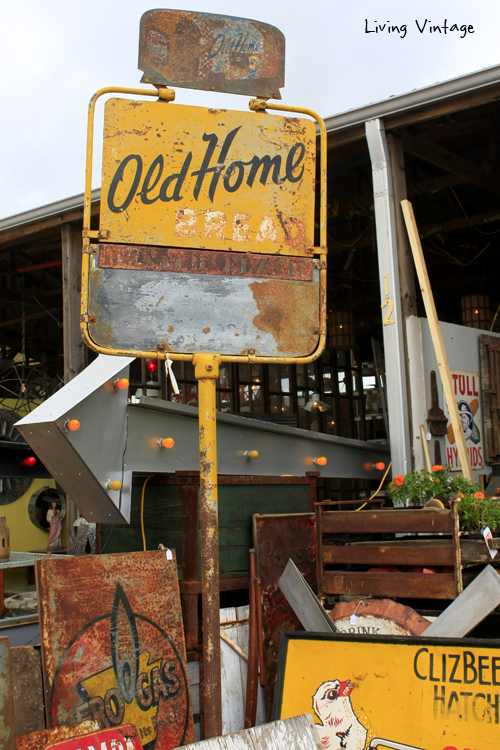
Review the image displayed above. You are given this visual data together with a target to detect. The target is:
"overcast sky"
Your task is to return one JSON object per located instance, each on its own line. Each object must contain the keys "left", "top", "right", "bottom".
{"left": 1, "top": 0, "right": 500, "bottom": 220}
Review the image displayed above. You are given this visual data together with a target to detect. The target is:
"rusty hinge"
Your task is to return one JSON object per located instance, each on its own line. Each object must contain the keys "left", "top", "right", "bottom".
{"left": 82, "top": 244, "right": 98, "bottom": 254}
{"left": 309, "top": 246, "right": 328, "bottom": 254}
{"left": 81, "top": 314, "right": 96, "bottom": 324}
{"left": 313, "top": 260, "right": 327, "bottom": 270}
{"left": 82, "top": 229, "right": 99, "bottom": 239}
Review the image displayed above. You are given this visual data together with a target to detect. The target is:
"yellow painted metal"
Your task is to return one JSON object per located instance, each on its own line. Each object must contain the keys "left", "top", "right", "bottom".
{"left": 192, "top": 352, "right": 222, "bottom": 737}
{"left": 81, "top": 88, "right": 327, "bottom": 367}
{"left": 279, "top": 636, "right": 500, "bottom": 749}
{"left": 99, "top": 100, "right": 316, "bottom": 257}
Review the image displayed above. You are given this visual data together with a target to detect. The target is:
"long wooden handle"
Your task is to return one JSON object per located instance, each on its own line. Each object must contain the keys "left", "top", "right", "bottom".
{"left": 401, "top": 199, "right": 474, "bottom": 481}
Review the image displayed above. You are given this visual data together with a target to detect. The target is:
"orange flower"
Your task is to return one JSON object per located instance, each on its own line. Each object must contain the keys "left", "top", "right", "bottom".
{"left": 394, "top": 475, "right": 405, "bottom": 486}
{"left": 475, "top": 492, "right": 486, "bottom": 499}
{"left": 432, "top": 465, "right": 443, "bottom": 471}
{"left": 457, "top": 492, "right": 463, "bottom": 498}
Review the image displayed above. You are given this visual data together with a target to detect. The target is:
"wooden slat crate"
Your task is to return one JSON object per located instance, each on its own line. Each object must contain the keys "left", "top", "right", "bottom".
{"left": 315, "top": 501, "right": 462, "bottom": 600}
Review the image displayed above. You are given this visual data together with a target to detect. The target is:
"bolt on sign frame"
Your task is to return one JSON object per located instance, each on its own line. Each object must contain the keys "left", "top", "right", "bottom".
{"left": 81, "top": 82, "right": 326, "bottom": 739}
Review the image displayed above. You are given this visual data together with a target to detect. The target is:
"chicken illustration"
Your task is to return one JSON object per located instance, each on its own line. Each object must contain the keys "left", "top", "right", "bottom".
{"left": 312, "top": 679, "right": 367, "bottom": 750}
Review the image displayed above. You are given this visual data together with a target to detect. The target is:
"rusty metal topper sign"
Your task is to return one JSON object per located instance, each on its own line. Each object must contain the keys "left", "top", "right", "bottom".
{"left": 83, "top": 95, "right": 326, "bottom": 361}
{"left": 138, "top": 10, "right": 285, "bottom": 99}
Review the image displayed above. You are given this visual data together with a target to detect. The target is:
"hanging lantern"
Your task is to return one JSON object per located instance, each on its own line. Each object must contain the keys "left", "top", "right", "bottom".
{"left": 328, "top": 311, "right": 356, "bottom": 349}
{"left": 461, "top": 295, "right": 490, "bottom": 329}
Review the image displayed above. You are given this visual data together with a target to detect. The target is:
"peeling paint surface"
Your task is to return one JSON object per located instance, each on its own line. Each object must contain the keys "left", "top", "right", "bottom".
{"left": 37, "top": 551, "right": 194, "bottom": 750}
{"left": 88, "top": 260, "right": 319, "bottom": 357}
{"left": 0, "top": 636, "right": 15, "bottom": 750}
{"left": 138, "top": 10, "right": 285, "bottom": 98}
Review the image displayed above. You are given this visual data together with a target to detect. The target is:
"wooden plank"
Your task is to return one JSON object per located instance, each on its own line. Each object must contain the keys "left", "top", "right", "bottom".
{"left": 401, "top": 199, "right": 474, "bottom": 481}
{"left": 180, "top": 712, "right": 323, "bottom": 750}
{"left": 0, "top": 636, "right": 15, "bottom": 750}
{"left": 10, "top": 646, "right": 45, "bottom": 735}
{"left": 322, "top": 542, "right": 454, "bottom": 566}
{"left": 322, "top": 570, "right": 457, "bottom": 599}
{"left": 319, "top": 508, "right": 453, "bottom": 534}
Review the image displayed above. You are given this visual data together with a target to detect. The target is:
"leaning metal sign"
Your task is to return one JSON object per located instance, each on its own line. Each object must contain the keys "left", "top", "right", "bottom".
{"left": 83, "top": 95, "right": 325, "bottom": 360}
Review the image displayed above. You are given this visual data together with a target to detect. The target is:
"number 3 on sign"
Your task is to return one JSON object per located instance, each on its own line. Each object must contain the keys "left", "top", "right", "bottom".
{"left": 381, "top": 298, "right": 395, "bottom": 325}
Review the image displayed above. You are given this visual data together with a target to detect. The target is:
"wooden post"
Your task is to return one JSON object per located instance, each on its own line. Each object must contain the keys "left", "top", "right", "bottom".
{"left": 61, "top": 223, "right": 86, "bottom": 540}
{"left": 401, "top": 199, "right": 474, "bottom": 481}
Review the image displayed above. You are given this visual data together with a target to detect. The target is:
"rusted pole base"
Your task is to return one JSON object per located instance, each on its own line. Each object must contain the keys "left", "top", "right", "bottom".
{"left": 194, "top": 353, "right": 222, "bottom": 739}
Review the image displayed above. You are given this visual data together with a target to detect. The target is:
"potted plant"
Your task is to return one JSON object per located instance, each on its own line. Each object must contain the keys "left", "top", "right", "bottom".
{"left": 388, "top": 465, "right": 500, "bottom": 534}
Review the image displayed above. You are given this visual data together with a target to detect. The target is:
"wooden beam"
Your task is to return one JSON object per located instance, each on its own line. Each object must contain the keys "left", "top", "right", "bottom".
{"left": 0, "top": 308, "right": 61, "bottom": 329}
{"left": 402, "top": 129, "right": 500, "bottom": 195}
{"left": 401, "top": 199, "right": 474, "bottom": 481}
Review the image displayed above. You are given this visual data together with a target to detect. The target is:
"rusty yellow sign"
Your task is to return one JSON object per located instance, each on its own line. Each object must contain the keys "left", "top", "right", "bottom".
{"left": 274, "top": 632, "right": 500, "bottom": 750}
{"left": 100, "top": 99, "right": 316, "bottom": 257}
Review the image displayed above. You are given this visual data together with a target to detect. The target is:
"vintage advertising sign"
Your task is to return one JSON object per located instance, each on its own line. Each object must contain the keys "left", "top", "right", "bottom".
{"left": 138, "top": 10, "right": 285, "bottom": 99}
{"left": 45, "top": 724, "right": 143, "bottom": 750}
{"left": 274, "top": 632, "right": 500, "bottom": 750}
{"left": 37, "top": 551, "right": 195, "bottom": 750}
{"left": 100, "top": 100, "right": 315, "bottom": 256}
{"left": 445, "top": 370, "right": 484, "bottom": 471}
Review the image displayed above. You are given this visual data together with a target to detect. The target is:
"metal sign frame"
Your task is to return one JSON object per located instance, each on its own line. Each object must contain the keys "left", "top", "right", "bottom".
{"left": 80, "top": 86, "right": 327, "bottom": 366}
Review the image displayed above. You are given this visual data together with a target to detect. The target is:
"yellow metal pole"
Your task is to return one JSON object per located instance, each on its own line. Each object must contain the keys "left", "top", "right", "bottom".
{"left": 193, "top": 352, "right": 222, "bottom": 738}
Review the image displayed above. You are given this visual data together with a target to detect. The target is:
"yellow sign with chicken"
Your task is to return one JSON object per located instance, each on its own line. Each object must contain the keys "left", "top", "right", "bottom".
{"left": 275, "top": 632, "right": 500, "bottom": 750}
{"left": 99, "top": 99, "right": 316, "bottom": 257}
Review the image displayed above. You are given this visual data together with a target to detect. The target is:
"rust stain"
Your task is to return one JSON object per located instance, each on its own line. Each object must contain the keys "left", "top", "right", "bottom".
{"left": 202, "top": 327, "right": 211, "bottom": 334}
{"left": 250, "top": 279, "right": 319, "bottom": 355}
{"left": 167, "top": 325, "right": 174, "bottom": 333}
{"left": 155, "top": 295, "right": 165, "bottom": 307}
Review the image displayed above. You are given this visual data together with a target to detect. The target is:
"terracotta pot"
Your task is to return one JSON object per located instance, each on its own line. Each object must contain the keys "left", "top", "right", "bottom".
{"left": 0, "top": 515, "right": 10, "bottom": 561}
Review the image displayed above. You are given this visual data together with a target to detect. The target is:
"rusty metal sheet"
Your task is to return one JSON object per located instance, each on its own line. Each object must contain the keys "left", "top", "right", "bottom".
{"left": 15, "top": 721, "right": 100, "bottom": 750}
{"left": 36, "top": 550, "right": 195, "bottom": 750}
{"left": 252, "top": 513, "right": 316, "bottom": 720}
{"left": 45, "top": 723, "right": 143, "bottom": 750}
{"left": 0, "top": 635, "right": 15, "bottom": 750}
{"left": 98, "top": 245, "right": 314, "bottom": 281}
{"left": 138, "top": 10, "right": 285, "bottom": 99}
{"left": 88, "top": 247, "right": 319, "bottom": 357}
{"left": 99, "top": 100, "right": 316, "bottom": 258}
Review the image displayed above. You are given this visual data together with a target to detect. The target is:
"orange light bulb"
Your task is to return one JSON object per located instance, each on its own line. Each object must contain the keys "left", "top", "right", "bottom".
{"left": 314, "top": 457, "right": 328, "bottom": 466}
{"left": 374, "top": 462, "right": 385, "bottom": 471}
{"left": 159, "top": 438, "right": 175, "bottom": 448}
{"left": 65, "top": 419, "right": 80, "bottom": 431}
{"left": 107, "top": 480, "right": 122, "bottom": 491}
{"left": 114, "top": 378, "right": 129, "bottom": 390}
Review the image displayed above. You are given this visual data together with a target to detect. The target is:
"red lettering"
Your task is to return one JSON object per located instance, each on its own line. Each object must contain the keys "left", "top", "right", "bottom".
{"left": 452, "top": 373, "right": 458, "bottom": 394}
{"left": 473, "top": 376, "right": 478, "bottom": 396}
{"left": 459, "top": 375, "right": 465, "bottom": 395}
{"left": 453, "top": 447, "right": 459, "bottom": 465}
{"left": 478, "top": 446, "right": 483, "bottom": 465}
{"left": 446, "top": 447, "right": 455, "bottom": 467}
{"left": 466, "top": 376, "right": 473, "bottom": 396}
{"left": 471, "top": 447, "right": 478, "bottom": 467}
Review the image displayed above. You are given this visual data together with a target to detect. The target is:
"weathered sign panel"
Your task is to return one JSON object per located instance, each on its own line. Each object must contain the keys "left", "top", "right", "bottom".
{"left": 138, "top": 10, "right": 285, "bottom": 98}
{"left": 88, "top": 246, "right": 320, "bottom": 356}
{"left": 45, "top": 724, "right": 143, "bottom": 750}
{"left": 253, "top": 513, "right": 316, "bottom": 720}
{"left": 37, "top": 550, "right": 195, "bottom": 750}
{"left": 0, "top": 636, "right": 15, "bottom": 750}
{"left": 274, "top": 631, "right": 500, "bottom": 750}
{"left": 99, "top": 100, "right": 315, "bottom": 256}
{"left": 445, "top": 369, "right": 484, "bottom": 471}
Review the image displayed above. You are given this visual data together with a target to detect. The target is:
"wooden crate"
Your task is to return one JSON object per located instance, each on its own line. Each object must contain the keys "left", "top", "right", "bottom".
{"left": 315, "top": 501, "right": 462, "bottom": 600}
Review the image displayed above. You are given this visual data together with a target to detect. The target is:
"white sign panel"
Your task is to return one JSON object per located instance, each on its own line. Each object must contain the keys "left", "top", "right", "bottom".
{"left": 445, "top": 369, "right": 484, "bottom": 470}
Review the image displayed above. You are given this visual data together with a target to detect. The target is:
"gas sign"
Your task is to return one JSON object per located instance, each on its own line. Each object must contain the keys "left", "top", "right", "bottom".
{"left": 99, "top": 100, "right": 316, "bottom": 256}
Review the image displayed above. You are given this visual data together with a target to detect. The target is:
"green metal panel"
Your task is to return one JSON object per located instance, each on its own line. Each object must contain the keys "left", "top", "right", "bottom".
{"left": 102, "top": 482, "right": 310, "bottom": 578}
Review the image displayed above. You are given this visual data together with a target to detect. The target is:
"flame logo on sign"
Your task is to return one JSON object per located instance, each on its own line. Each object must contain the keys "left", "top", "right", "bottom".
{"left": 111, "top": 584, "right": 140, "bottom": 704}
